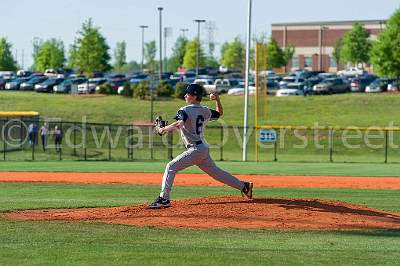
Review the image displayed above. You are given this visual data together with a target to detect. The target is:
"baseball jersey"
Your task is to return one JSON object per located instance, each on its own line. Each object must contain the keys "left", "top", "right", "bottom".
{"left": 175, "top": 104, "right": 220, "bottom": 147}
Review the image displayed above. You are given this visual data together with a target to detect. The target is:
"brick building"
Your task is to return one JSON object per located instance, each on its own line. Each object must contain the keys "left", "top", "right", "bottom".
{"left": 271, "top": 20, "right": 387, "bottom": 73}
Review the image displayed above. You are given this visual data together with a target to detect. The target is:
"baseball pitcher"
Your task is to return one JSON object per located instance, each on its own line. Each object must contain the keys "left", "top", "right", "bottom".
{"left": 149, "top": 83, "right": 253, "bottom": 208}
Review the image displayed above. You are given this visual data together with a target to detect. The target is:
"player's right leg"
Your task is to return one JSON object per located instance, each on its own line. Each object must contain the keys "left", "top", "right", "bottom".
{"left": 149, "top": 148, "right": 203, "bottom": 208}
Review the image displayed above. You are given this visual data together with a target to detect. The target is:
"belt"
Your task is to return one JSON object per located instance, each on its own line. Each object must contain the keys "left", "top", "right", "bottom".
{"left": 185, "top": 140, "right": 202, "bottom": 149}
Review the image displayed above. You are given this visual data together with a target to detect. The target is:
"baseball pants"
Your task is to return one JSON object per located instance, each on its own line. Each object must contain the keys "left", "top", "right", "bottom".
{"left": 160, "top": 144, "right": 245, "bottom": 200}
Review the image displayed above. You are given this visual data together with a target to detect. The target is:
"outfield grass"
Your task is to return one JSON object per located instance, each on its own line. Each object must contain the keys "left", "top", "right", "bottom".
{"left": 3, "top": 92, "right": 400, "bottom": 162}
{"left": 2, "top": 91, "right": 400, "bottom": 127}
{"left": 1, "top": 183, "right": 400, "bottom": 212}
{"left": 1, "top": 183, "right": 400, "bottom": 265}
{"left": 1, "top": 160, "right": 400, "bottom": 177}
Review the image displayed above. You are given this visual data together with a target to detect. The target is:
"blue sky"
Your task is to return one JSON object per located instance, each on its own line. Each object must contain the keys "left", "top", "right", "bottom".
{"left": 1, "top": 0, "right": 399, "bottom": 68}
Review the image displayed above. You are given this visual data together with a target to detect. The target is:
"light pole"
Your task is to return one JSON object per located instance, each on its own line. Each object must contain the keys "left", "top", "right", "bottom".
{"left": 158, "top": 7, "right": 163, "bottom": 80}
{"left": 242, "top": 0, "right": 252, "bottom": 161}
{"left": 194, "top": 19, "right": 206, "bottom": 77}
{"left": 139, "top": 25, "right": 148, "bottom": 72}
{"left": 164, "top": 27, "right": 172, "bottom": 73}
{"left": 180, "top": 28, "right": 189, "bottom": 38}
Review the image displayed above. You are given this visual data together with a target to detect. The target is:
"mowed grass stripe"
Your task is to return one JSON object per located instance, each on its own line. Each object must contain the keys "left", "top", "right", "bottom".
{"left": 1, "top": 161, "right": 400, "bottom": 177}
{"left": 2, "top": 91, "right": 400, "bottom": 126}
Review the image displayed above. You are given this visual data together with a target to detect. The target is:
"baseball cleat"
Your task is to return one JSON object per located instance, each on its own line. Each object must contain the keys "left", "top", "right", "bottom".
{"left": 148, "top": 196, "right": 171, "bottom": 209}
{"left": 241, "top": 182, "right": 253, "bottom": 199}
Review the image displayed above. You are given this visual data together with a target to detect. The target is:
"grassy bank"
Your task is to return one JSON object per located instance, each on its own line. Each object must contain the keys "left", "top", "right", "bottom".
{"left": 2, "top": 91, "right": 400, "bottom": 127}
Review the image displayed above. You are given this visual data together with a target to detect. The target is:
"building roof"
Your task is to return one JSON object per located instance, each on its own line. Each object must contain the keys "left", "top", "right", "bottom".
{"left": 272, "top": 19, "right": 387, "bottom": 27}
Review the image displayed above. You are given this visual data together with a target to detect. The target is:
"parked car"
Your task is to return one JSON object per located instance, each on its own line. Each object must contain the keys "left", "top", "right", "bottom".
{"left": 279, "top": 77, "right": 305, "bottom": 89}
{"left": 16, "top": 70, "right": 33, "bottom": 77}
{"left": 276, "top": 83, "right": 305, "bottom": 97}
{"left": 78, "top": 78, "right": 107, "bottom": 94}
{"left": 387, "top": 80, "right": 400, "bottom": 92}
{"left": 0, "top": 71, "right": 15, "bottom": 81}
{"left": 337, "top": 67, "right": 365, "bottom": 77}
{"left": 44, "top": 69, "right": 59, "bottom": 78}
{"left": 5, "top": 77, "right": 30, "bottom": 90}
{"left": 313, "top": 78, "right": 350, "bottom": 94}
{"left": 54, "top": 78, "right": 87, "bottom": 93}
{"left": 365, "top": 78, "right": 394, "bottom": 93}
{"left": 109, "top": 79, "right": 128, "bottom": 94}
{"left": 266, "top": 79, "right": 280, "bottom": 95}
{"left": 193, "top": 78, "right": 214, "bottom": 86}
{"left": 170, "top": 71, "right": 196, "bottom": 82}
{"left": 129, "top": 74, "right": 149, "bottom": 86}
{"left": 20, "top": 76, "right": 48, "bottom": 91}
{"left": 350, "top": 75, "right": 377, "bottom": 92}
{"left": 227, "top": 86, "right": 256, "bottom": 96}
{"left": 35, "top": 78, "right": 64, "bottom": 92}
{"left": 317, "top": 72, "right": 336, "bottom": 80}
{"left": 203, "top": 79, "right": 233, "bottom": 93}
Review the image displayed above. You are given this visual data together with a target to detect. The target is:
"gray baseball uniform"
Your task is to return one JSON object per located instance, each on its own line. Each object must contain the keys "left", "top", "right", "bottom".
{"left": 159, "top": 103, "right": 245, "bottom": 200}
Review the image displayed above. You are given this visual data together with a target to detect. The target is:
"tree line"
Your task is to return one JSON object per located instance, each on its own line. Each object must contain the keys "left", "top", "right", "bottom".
{"left": 1, "top": 9, "right": 400, "bottom": 78}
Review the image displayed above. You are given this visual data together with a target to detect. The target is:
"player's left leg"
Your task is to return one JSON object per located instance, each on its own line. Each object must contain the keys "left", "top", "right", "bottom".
{"left": 197, "top": 148, "right": 245, "bottom": 190}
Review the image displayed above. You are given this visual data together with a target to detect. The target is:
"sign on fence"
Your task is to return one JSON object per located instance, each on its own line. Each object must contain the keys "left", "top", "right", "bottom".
{"left": 258, "top": 129, "right": 277, "bottom": 143}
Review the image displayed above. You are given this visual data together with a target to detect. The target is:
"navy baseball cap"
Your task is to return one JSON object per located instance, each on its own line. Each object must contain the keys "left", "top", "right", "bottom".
{"left": 185, "top": 83, "right": 203, "bottom": 96}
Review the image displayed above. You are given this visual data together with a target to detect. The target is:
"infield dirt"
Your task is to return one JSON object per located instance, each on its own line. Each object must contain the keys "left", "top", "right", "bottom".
{"left": 6, "top": 196, "right": 400, "bottom": 230}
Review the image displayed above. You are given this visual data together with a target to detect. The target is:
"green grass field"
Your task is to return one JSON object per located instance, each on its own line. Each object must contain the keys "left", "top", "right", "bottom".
{"left": 3, "top": 91, "right": 400, "bottom": 162}
{"left": 2, "top": 92, "right": 400, "bottom": 265}
{"left": 2, "top": 91, "right": 400, "bottom": 126}
{"left": 1, "top": 160, "right": 400, "bottom": 177}
{"left": 1, "top": 183, "right": 400, "bottom": 266}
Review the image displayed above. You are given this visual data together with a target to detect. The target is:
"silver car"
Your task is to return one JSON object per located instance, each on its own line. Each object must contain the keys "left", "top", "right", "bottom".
{"left": 313, "top": 78, "right": 350, "bottom": 94}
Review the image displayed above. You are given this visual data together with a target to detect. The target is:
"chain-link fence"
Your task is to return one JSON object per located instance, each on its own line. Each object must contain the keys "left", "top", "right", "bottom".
{"left": 1, "top": 118, "right": 400, "bottom": 163}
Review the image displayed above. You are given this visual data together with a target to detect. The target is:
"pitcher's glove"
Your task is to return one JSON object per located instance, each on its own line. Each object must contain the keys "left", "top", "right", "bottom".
{"left": 154, "top": 116, "right": 168, "bottom": 136}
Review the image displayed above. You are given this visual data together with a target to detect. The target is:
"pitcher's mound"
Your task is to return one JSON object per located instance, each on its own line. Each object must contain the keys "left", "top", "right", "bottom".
{"left": 7, "top": 196, "right": 400, "bottom": 230}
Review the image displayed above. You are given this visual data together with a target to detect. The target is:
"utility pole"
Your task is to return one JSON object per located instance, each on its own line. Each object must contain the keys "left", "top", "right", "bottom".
{"left": 21, "top": 49, "right": 24, "bottom": 69}
{"left": 139, "top": 25, "right": 148, "bottom": 72}
{"left": 194, "top": 19, "right": 206, "bottom": 77}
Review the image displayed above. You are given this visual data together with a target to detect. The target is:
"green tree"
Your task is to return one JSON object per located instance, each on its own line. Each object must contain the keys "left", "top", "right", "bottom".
{"left": 113, "top": 41, "right": 127, "bottom": 71}
{"left": 144, "top": 41, "right": 157, "bottom": 71}
{"left": 0, "top": 37, "right": 17, "bottom": 71}
{"left": 168, "top": 36, "right": 188, "bottom": 71}
{"left": 220, "top": 37, "right": 245, "bottom": 71}
{"left": 67, "top": 42, "right": 79, "bottom": 69}
{"left": 182, "top": 39, "right": 205, "bottom": 69}
{"left": 266, "top": 38, "right": 286, "bottom": 68}
{"left": 73, "top": 18, "right": 111, "bottom": 76}
{"left": 119, "top": 61, "right": 141, "bottom": 73}
{"left": 341, "top": 22, "right": 372, "bottom": 67}
{"left": 283, "top": 45, "right": 295, "bottom": 65}
{"left": 32, "top": 38, "right": 43, "bottom": 68}
{"left": 34, "top": 38, "right": 65, "bottom": 72}
{"left": 370, "top": 10, "right": 400, "bottom": 78}
{"left": 205, "top": 56, "right": 219, "bottom": 68}
{"left": 332, "top": 37, "right": 344, "bottom": 68}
